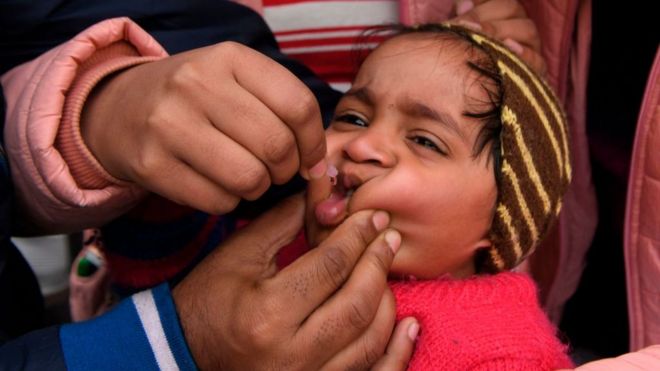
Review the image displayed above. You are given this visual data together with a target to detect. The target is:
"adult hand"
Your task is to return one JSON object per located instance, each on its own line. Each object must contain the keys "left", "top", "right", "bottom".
{"left": 172, "top": 193, "right": 404, "bottom": 370}
{"left": 304, "top": 171, "right": 417, "bottom": 370}
{"left": 451, "top": 0, "right": 547, "bottom": 76}
{"left": 372, "top": 317, "right": 419, "bottom": 370}
{"left": 81, "top": 42, "right": 328, "bottom": 215}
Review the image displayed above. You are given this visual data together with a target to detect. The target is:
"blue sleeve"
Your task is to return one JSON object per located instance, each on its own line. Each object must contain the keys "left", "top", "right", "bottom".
{"left": 60, "top": 283, "right": 196, "bottom": 371}
{"left": 0, "top": 326, "right": 66, "bottom": 371}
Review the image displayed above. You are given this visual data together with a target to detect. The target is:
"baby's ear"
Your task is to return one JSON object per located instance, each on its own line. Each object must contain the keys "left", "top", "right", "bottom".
{"left": 471, "top": 237, "right": 492, "bottom": 253}
{"left": 469, "top": 239, "right": 493, "bottom": 275}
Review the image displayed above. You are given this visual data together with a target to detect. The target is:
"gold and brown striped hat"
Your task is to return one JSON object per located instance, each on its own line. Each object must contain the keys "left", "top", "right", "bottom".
{"left": 460, "top": 30, "right": 572, "bottom": 273}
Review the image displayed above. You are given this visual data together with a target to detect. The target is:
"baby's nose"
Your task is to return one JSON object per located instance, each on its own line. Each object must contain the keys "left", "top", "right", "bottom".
{"left": 342, "top": 127, "right": 396, "bottom": 167}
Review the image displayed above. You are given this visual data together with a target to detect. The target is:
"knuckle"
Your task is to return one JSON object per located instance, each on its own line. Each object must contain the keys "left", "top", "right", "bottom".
{"left": 367, "top": 247, "right": 391, "bottom": 275}
{"left": 288, "top": 90, "right": 320, "bottom": 127}
{"left": 239, "top": 309, "right": 277, "bottom": 350}
{"left": 132, "top": 141, "right": 161, "bottom": 180}
{"left": 348, "top": 212, "right": 376, "bottom": 246}
{"left": 318, "top": 246, "right": 349, "bottom": 288}
{"left": 168, "top": 61, "right": 201, "bottom": 92}
{"left": 345, "top": 298, "right": 372, "bottom": 330}
{"left": 232, "top": 163, "right": 270, "bottom": 198}
{"left": 263, "top": 130, "right": 297, "bottom": 167}
{"left": 214, "top": 41, "right": 242, "bottom": 58}
{"left": 359, "top": 342, "right": 382, "bottom": 370}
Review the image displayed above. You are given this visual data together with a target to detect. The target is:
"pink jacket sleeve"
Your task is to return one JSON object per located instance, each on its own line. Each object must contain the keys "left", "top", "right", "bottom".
{"left": 625, "top": 47, "right": 660, "bottom": 351}
{"left": 568, "top": 344, "right": 660, "bottom": 370}
{"left": 1, "top": 17, "right": 168, "bottom": 233}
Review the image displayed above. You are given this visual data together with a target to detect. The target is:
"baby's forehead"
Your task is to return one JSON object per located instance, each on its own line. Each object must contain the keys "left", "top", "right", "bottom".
{"left": 372, "top": 32, "right": 479, "bottom": 62}
{"left": 361, "top": 32, "right": 491, "bottom": 88}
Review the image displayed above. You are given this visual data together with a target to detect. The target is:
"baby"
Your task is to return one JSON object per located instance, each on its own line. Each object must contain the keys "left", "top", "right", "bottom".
{"left": 302, "top": 24, "right": 574, "bottom": 369}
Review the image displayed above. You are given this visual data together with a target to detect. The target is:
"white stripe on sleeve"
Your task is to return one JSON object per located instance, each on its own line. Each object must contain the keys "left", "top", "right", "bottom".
{"left": 133, "top": 290, "right": 180, "bottom": 371}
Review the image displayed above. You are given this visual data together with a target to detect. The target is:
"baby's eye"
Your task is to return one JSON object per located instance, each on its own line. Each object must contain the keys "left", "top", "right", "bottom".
{"left": 410, "top": 136, "right": 447, "bottom": 155}
{"left": 334, "top": 113, "right": 368, "bottom": 127}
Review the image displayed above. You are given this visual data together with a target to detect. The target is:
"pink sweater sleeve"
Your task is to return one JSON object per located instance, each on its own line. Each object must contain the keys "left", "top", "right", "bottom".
{"left": 1, "top": 17, "right": 168, "bottom": 233}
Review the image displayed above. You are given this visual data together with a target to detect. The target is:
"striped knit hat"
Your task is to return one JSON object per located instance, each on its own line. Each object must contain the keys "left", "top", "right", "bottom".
{"left": 392, "top": 23, "right": 572, "bottom": 272}
{"left": 458, "top": 27, "right": 572, "bottom": 273}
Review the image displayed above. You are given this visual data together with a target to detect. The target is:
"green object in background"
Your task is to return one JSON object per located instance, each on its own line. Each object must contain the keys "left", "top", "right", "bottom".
{"left": 77, "top": 249, "right": 102, "bottom": 277}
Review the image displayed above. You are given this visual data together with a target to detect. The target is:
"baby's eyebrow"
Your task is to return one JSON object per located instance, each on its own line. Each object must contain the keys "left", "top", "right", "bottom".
{"left": 405, "top": 100, "right": 468, "bottom": 143}
{"left": 343, "top": 86, "right": 374, "bottom": 106}
{"left": 344, "top": 86, "right": 468, "bottom": 143}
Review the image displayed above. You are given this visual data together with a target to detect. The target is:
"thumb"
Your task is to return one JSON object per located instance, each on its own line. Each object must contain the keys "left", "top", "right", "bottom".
{"left": 227, "top": 193, "right": 306, "bottom": 271}
{"left": 306, "top": 163, "right": 335, "bottom": 210}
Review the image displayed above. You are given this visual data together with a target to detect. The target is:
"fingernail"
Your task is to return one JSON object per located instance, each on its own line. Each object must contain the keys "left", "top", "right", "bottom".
{"left": 408, "top": 321, "right": 420, "bottom": 341}
{"left": 384, "top": 230, "right": 401, "bottom": 254}
{"left": 503, "top": 38, "right": 524, "bottom": 56}
{"left": 372, "top": 211, "right": 390, "bottom": 231}
{"left": 456, "top": 0, "right": 474, "bottom": 15}
{"left": 457, "top": 20, "right": 482, "bottom": 32}
{"left": 327, "top": 164, "right": 338, "bottom": 185}
{"left": 309, "top": 159, "right": 328, "bottom": 180}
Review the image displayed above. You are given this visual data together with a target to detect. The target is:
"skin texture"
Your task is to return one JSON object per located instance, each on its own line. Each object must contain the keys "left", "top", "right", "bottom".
{"left": 173, "top": 194, "right": 408, "bottom": 370}
{"left": 81, "top": 42, "right": 328, "bottom": 215}
{"left": 306, "top": 33, "right": 498, "bottom": 280}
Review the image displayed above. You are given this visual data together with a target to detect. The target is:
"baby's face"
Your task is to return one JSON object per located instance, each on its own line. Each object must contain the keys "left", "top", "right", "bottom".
{"left": 306, "top": 33, "right": 498, "bottom": 279}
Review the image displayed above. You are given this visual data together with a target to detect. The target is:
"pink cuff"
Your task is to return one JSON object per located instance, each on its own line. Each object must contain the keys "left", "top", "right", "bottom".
{"left": 56, "top": 42, "right": 160, "bottom": 189}
{"left": 1, "top": 17, "right": 168, "bottom": 232}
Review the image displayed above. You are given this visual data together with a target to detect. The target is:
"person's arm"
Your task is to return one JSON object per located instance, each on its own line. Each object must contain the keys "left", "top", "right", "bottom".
{"left": 2, "top": 193, "right": 414, "bottom": 370}
{"left": 450, "top": 0, "right": 547, "bottom": 75}
{"left": 1, "top": 17, "right": 167, "bottom": 234}
{"left": 0, "top": 284, "right": 190, "bottom": 371}
{"left": 2, "top": 1, "right": 342, "bottom": 235}
{"left": 561, "top": 345, "right": 660, "bottom": 371}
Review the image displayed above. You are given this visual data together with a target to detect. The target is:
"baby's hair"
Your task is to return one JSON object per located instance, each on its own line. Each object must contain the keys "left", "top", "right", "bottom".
{"left": 353, "top": 24, "right": 504, "bottom": 181}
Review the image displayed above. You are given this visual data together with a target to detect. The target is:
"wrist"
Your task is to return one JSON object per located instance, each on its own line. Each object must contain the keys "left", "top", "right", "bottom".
{"left": 57, "top": 41, "right": 160, "bottom": 188}
{"left": 171, "top": 281, "right": 216, "bottom": 369}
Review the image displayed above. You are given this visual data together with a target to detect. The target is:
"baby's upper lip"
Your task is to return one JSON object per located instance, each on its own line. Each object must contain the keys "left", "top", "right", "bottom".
{"left": 341, "top": 170, "right": 363, "bottom": 193}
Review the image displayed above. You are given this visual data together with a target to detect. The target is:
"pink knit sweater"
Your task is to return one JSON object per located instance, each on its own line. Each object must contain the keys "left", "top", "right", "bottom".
{"left": 390, "top": 272, "right": 574, "bottom": 370}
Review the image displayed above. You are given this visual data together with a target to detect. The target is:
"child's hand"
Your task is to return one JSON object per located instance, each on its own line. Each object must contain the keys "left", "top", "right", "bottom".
{"left": 81, "top": 42, "right": 327, "bottom": 215}
{"left": 450, "top": 0, "right": 547, "bottom": 76}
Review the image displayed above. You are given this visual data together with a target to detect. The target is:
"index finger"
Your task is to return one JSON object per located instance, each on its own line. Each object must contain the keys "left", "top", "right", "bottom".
{"left": 229, "top": 45, "right": 327, "bottom": 179}
{"left": 307, "top": 163, "right": 335, "bottom": 209}
{"left": 215, "top": 194, "right": 306, "bottom": 275}
{"left": 266, "top": 209, "right": 390, "bottom": 318}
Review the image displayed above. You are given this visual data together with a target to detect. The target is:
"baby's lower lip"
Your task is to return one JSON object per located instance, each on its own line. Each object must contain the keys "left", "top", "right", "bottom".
{"left": 314, "top": 191, "right": 348, "bottom": 226}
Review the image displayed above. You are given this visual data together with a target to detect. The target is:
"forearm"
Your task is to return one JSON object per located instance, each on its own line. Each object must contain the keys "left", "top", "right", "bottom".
{"left": 1, "top": 18, "right": 167, "bottom": 234}
{"left": 60, "top": 283, "right": 196, "bottom": 370}
{"left": 0, "top": 284, "right": 195, "bottom": 370}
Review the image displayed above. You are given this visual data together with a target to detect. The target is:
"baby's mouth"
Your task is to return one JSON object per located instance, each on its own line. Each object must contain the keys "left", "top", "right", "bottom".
{"left": 314, "top": 171, "right": 357, "bottom": 226}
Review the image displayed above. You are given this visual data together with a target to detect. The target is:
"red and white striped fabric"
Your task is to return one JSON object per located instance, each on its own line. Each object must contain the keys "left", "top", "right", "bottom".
{"left": 263, "top": 0, "right": 399, "bottom": 91}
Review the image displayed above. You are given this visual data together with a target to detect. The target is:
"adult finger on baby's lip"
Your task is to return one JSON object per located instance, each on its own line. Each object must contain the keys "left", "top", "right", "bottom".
{"left": 307, "top": 162, "right": 335, "bottom": 207}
